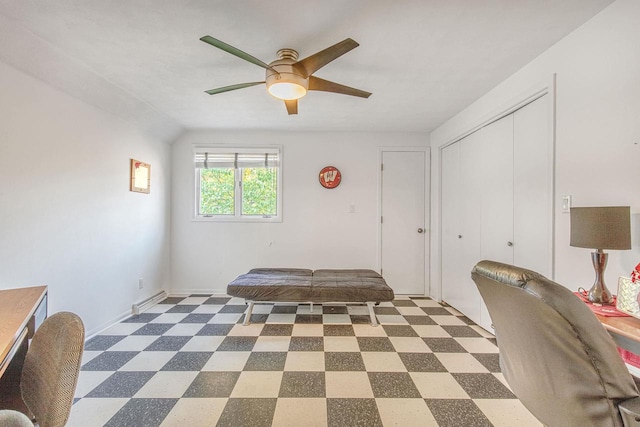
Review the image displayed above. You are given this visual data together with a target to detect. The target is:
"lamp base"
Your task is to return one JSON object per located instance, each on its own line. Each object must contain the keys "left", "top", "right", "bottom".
{"left": 586, "top": 250, "right": 613, "bottom": 305}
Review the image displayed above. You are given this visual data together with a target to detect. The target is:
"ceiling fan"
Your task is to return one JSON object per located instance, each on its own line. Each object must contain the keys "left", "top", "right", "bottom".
{"left": 200, "top": 36, "right": 372, "bottom": 115}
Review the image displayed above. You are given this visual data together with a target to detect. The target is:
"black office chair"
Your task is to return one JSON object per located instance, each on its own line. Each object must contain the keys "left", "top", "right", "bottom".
{"left": 471, "top": 260, "right": 640, "bottom": 427}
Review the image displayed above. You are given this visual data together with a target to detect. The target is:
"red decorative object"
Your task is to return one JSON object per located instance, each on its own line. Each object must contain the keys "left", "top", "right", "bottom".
{"left": 319, "top": 166, "right": 341, "bottom": 189}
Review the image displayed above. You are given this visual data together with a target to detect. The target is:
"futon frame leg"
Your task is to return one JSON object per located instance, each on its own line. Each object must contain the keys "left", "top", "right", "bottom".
{"left": 243, "top": 301, "right": 255, "bottom": 326}
{"left": 367, "top": 302, "right": 379, "bottom": 327}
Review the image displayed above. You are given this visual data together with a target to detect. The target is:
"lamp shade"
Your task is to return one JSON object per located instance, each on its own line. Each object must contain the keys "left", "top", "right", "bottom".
{"left": 570, "top": 206, "right": 631, "bottom": 250}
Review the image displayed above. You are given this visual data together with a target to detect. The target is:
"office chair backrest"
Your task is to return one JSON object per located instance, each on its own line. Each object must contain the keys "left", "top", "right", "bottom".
{"left": 20, "top": 312, "right": 85, "bottom": 427}
{"left": 472, "top": 260, "right": 638, "bottom": 427}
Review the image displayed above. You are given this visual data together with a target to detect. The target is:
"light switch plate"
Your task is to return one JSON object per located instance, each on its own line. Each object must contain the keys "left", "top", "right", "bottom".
{"left": 561, "top": 195, "right": 572, "bottom": 213}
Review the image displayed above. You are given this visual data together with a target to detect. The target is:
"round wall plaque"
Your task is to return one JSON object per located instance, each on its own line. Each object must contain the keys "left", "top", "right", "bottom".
{"left": 319, "top": 166, "right": 341, "bottom": 189}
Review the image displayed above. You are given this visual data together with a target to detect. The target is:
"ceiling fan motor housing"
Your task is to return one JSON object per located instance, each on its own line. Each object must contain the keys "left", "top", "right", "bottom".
{"left": 266, "top": 49, "right": 308, "bottom": 100}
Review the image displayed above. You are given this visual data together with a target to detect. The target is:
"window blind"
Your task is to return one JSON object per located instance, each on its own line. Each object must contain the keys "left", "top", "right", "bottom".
{"left": 195, "top": 151, "right": 280, "bottom": 169}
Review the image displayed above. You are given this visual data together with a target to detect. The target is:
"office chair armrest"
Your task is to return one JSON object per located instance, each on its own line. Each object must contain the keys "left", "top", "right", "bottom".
{"left": 620, "top": 397, "right": 640, "bottom": 426}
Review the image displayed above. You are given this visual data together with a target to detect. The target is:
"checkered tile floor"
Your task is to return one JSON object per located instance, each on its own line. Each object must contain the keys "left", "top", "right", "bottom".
{"left": 69, "top": 296, "right": 541, "bottom": 426}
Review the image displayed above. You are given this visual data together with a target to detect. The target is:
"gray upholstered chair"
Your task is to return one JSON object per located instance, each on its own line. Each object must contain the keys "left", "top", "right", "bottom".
{"left": 0, "top": 312, "right": 85, "bottom": 427}
{"left": 471, "top": 260, "right": 640, "bottom": 427}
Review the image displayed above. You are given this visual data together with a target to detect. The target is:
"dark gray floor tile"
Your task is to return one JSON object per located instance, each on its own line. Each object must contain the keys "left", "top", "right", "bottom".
{"left": 144, "top": 336, "right": 191, "bottom": 351}
{"left": 403, "top": 315, "right": 437, "bottom": 325}
{"left": 382, "top": 325, "right": 419, "bottom": 337}
{"left": 356, "top": 337, "right": 395, "bottom": 352}
{"left": 294, "top": 314, "right": 323, "bottom": 324}
{"left": 409, "top": 296, "right": 432, "bottom": 300}
{"left": 260, "top": 324, "right": 294, "bottom": 336}
{"left": 104, "top": 398, "right": 177, "bottom": 427}
{"left": 289, "top": 337, "right": 324, "bottom": 351}
{"left": 203, "top": 297, "right": 231, "bottom": 305}
{"left": 217, "top": 336, "right": 258, "bottom": 351}
{"left": 81, "top": 351, "right": 138, "bottom": 371}
{"left": 182, "top": 371, "right": 240, "bottom": 398}
{"left": 327, "top": 398, "right": 382, "bottom": 427}
{"left": 399, "top": 353, "right": 447, "bottom": 372}
{"left": 442, "top": 325, "right": 482, "bottom": 337}
{"left": 190, "top": 294, "right": 211, "bottom": 297}
{"left": 368, "top": 372, "right": 421, "bottom": 398}
{"left": 458, "top": 315, "right": 476, "bottom": 325}
{"left": 180, "top": 313, "right": 215, "bottom": 323}
{"left": 166, "top": 305, "right": 198, "bottom": 314}
{"left": 219, "top": 304, "right": 249, "bottom": 313}
{"left": 373, "top": 307, "right": 400, "bottom": 315}
{"left": 217, "top": 398, "right": 277, "bottom": 427}
{"left": 488, "top": 337, "right": 498, "bottom": 346}
{"left": 425, "top": 399, "right": 491, "bottom": 427}
{"left": 270, "top": 305, "right": 298, "bottom": 314}
{"left": 122, "top": 313, "right": 161, "bottom": 323}
{"left": 323, "top": 325, "right": 355, "bottom": 336}
{"left": 243, "top": 352, "right": 287, "bottom": 371}
{"left": 84, "top": 335, "right": 126, "bottom": 351}
{"left": 279, "top": 371, "right": 325, "bottom": 397}
{"left": 86, "top": 371, "right": 154, "bottom": 397}
{"left": 472, "top": 353, "right": 501, "bottom": 372}
{"left": 392, "top": 300, "right": 418, "bottom": 307}
{"left": 131, "top": 323, "right": 175, "bottom": 336}
{"left": 161, "top": 297, "right": 185, "bottom": 304}
{"left": 325, "top": 352, "right": 366, "bottom": 371}
{"left": 160, "top": 352, "right": 213, "bottom": 371}
{"left": 238, "top": 313, "right": 269, "bottom": 324}
{"left": 423, "top": 338, "right": 466, "bottom": 353}
{"left": 196, "top": 324, "right": 234, "bottom": 336}
{"left": 452, "top": 373, "right": 515, "bottom": 399}
{"left": 421, "top": 307, "right": 451, "bottom": 315}
{"left": 322, "top": 305, "right": 348, "bottom": 314}
{"left": 350, "top": 315, "right": 371, "bottom": 324}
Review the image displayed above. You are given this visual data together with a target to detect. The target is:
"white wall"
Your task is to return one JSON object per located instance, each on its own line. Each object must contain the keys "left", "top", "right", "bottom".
{"left": 0, "top": 61, "right": 172, "bottom": 336}
{"left": 171, "top": 130, "right": 427, "bottom": 294}
{"left": 430, "top": 0, "right": 640, "bottom": 295}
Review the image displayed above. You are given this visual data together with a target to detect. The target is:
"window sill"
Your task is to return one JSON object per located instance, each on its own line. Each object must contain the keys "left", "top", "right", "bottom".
{"left": 192, "top": 215, "right": 282, "bottom": 223}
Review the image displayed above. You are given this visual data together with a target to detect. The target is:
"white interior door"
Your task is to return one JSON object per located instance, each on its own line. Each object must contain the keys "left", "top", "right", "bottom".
{"left": 381, "top": 150, "right": 428, "bottom": 294}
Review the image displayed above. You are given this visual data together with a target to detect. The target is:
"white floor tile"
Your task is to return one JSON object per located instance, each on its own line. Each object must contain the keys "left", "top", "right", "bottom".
{"left": 230, "top": 372, "right": 282, "bottom": 397}
{"left": 150, "top": 313, "right": 189, "bottom": 324}
{"left": 74, "top": 371, "right": 113, "bottom": 398}
{"left": 474, "top": 399, "right": 543, "bottom": 427}
{"left": 376, "top": 398, "right": 437, "bottom": 425}
{"left": 67, "top": 398, "right": 128, "bottom": 427}
{"left": 323, "top": 336, "right": 360, "bottom": 352}
{"left": 455, "top": 337, "right": 499, "bottom": 353}
{"left": 435, "top": 353, "right": 490, "bottom": 373}
{"left": 284, "top": 352, "right": 325, "bottom": 371}
{"left": 202, "top": 351, "right": 251, "bottom": 371}
{"left": 389, "top": 337, "right": 432, "bottom": 353}
{"left": 119, "top": 351, "right": 177, "bottom": 371}
{"left": 325, "top": 372, "right": 374, "bottom": 398}
{"left": 107, "top": 335, "right": 158, "bottom": 351}
{"left": 410, "top": 372, "right": 470, "bottom": 398}
{"left": 362, "top": 352, "right": 407, "bottom": 372}
{"left": 252, "top": 336, "right": 291, "bottom": 352}
{"left": 163, "top": 323, "right": 206, "bottom": 336}
{"left": 272, "top": 398, "right": 327, "bottom": 427}
{"left": 159, "top": 398, "right": 227, "bottom": 427}
{"left": 180, "top": 336, "right": 225, "bottom": 352}
{"left": 134, "top": 371, "right": 198, "bottom": 398}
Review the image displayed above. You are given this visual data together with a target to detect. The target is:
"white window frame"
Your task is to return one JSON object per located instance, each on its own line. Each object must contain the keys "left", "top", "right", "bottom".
{"left": 193, "top": 145, "right": 283, "bottom": 223}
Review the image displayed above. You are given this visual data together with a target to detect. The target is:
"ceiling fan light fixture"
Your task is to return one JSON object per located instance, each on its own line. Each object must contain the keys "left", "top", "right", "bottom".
{"left": 267, "top": 81, "right": 307, "bottom": 100}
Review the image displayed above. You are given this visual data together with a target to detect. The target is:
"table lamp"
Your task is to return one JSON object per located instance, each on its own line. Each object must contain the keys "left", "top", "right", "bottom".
{"left": 570, "top": 206, "right": 631, "bottom": 304}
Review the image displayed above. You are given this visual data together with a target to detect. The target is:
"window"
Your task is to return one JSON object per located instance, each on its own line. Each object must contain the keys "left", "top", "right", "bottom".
{"left": 194, "top": 147, "right": 281, "bottom": 221}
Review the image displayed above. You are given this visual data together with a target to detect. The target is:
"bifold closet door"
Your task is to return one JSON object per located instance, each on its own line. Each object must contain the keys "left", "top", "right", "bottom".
{"left": 480, "top": 114, "right": 514, "bottom": 265}
{"left": 441, "top": 133, "right": 483, "bottom": 325}
{"left": 513, "top": 95, "right": 552, "bottom": 276}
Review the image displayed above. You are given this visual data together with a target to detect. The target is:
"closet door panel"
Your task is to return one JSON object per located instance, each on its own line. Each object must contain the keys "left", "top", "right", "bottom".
{"left": 514, "top": 95, "right": 552, "bottom": 277}
{"left": 441, "top": 143, "right": 469, "bottom": 317}
{"left": 480, "top": 115, "right": 514, "bottom": 265}
{"left": 459, "top": 132, "right": 483, "bottom": 324}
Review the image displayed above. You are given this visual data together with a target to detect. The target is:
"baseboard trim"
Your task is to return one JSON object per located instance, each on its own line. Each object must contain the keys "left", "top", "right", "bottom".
{"left": 132, "top": 290, "right": 167, "bottom": 315}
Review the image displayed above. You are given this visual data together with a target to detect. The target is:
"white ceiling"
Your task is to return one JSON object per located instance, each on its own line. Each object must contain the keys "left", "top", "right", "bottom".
{"left": 0, "top": 0, "right": 614, "bottom": 141}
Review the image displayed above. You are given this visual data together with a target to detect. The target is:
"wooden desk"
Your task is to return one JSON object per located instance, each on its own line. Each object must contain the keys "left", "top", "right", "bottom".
{"left": 596, "top": 313, "right": 640, "bottom": 354}
{"left": 0, "top": 286, "right": 48, "bottom": 411}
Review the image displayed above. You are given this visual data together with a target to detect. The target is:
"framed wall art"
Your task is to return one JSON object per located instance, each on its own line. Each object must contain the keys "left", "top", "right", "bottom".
{"left": 130, "top": 159, "right": 150, "bottom": 194}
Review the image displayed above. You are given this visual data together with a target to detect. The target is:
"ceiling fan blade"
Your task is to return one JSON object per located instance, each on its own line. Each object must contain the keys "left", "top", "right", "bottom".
{"left": 308, "top": 76, "right": 371, "bottom": 98}
{"left": 284, "top": 99, "right": 298, "bottom": 115}
{"left": 200, "top": 36, "right": 279, "bottom": 74}
{"left": 205, "top": 81, "right": 265, "bottom": 95}
{"left": 293, "top": 38, "right": 359, "bottom": 78}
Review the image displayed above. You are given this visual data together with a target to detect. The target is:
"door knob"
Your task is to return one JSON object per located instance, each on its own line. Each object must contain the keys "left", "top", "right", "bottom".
{"left": 417, "top": 228, "right": 424, "bottom": 234}
{"left": 507, "top": 241, "right": 513, "bottom": 247}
